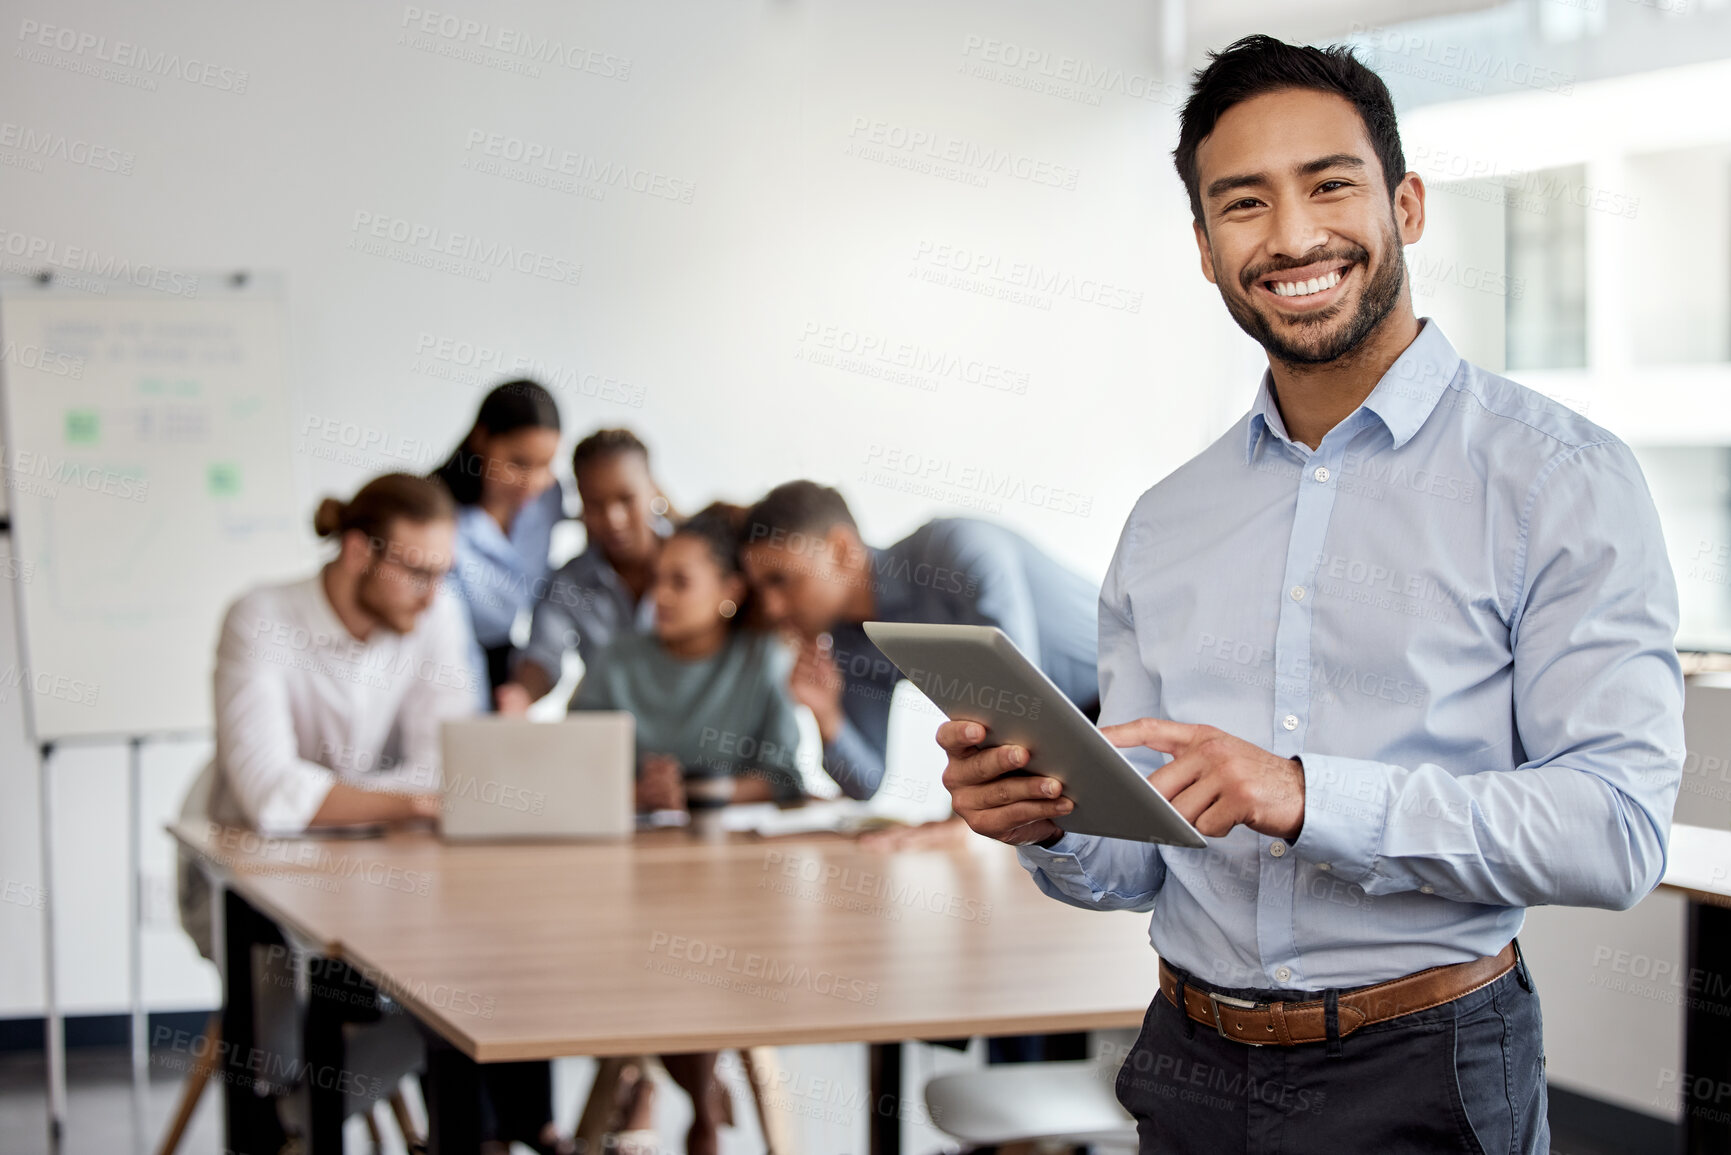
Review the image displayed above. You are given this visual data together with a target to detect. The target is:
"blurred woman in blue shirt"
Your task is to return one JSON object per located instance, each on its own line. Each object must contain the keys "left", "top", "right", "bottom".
{"left": 431, "top": 379, "right": 565, "bottom": 706}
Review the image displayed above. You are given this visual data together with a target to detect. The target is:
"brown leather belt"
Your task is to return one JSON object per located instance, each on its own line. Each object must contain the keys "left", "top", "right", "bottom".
{"left": 1159, "top": 943, "right": 1518, "bottom": 1046}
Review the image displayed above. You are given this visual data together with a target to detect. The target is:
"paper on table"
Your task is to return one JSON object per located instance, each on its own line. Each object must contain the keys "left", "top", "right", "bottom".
{"left": 720, "top": 799, "right": 875, "bottom": 836}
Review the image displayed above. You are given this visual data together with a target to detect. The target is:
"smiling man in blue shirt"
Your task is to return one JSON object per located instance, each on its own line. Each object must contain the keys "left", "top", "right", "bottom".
{"left": 937, "top": 35, "right": 1684, "bottom": 1155}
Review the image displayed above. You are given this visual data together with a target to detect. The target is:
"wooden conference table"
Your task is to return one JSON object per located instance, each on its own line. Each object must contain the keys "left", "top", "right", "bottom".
{"left": 172, "top": 820, "right": 1156, "bottom": 1154}
{"left": 1658, "top": 823, "right": 1731, "bottom": 1155}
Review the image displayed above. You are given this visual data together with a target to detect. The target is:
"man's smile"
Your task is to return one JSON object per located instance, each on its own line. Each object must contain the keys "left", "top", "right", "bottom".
{"left": 1253, "top": 260, "right": 1355, "bottom": 311}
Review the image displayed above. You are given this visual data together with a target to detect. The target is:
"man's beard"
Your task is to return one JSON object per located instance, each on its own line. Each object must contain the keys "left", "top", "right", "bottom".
{"left": 357, "top": 568, "right": 419, "bottom": 634}
{"left": 1218, "top": 224, "right": 1405, "bottom": 366}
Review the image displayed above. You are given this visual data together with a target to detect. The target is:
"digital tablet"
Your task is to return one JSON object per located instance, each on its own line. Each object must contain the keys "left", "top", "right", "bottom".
{"left": 862, "top": 621, "right": 1206, "bottom": 847}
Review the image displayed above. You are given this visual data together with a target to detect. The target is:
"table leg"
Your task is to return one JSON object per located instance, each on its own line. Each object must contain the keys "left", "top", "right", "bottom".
{"left": 1683, "top": 900, "right": 1731, "bottom": 1155}
{"left": 220, "top": 889, "right": 287, "bottom": 1155}
{"left": 305, "top": 958, "right": 374, "bottom": 1154}
{"left": 574, "top": 1055, "right": 630, "bottom": 1151}
{"left": 421, "top": 1027, "right": 485, "bottom": 1155}
{"left": 868, "top": 1041, "right": 903, "bottom": 1155}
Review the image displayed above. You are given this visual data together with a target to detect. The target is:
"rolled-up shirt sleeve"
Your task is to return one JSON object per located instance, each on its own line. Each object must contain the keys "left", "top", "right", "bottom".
{"left": 1018, "top": 516, "right": 1167, "bottom": 910}
{"left": 212, "top": 599, "right": 335, "bottom": 835}
{"left": 1294, "top": 440, "right": 1685, "bottom": 910}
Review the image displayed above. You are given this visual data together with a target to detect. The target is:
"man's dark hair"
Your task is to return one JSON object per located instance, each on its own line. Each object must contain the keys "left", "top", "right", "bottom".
{"left": 571, "top": 427, "right": 649, "bottom": 475}
{"left": 742, "top": 481, "right": 857, "bottom": 548}
{"left": 1174, "top": 35, "right": 1405, "bottom": 229}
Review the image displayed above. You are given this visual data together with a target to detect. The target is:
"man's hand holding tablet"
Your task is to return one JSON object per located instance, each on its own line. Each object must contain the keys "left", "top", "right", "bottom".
{"left": 938, "top": 717, "right": 1306, "bottom": 848}
{"left": 937, "top": 719, "right": 1074, "bottom": 846}
{"left": 865, "top": 622, "right": 1207, "bottom": 847}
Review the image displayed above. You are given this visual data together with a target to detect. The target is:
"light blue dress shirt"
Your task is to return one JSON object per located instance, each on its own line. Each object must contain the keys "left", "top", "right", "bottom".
{"left": 448, "top": 482, "right": 566, "bottom": 650}
{"left": 1018, "top": 320, "right": 1685, "bottom": 991}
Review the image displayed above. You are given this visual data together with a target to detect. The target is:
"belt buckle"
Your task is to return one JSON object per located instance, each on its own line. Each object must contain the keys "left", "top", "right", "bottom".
{"left": 1206, "top": 991, "right": 1265, "bottom": 1046}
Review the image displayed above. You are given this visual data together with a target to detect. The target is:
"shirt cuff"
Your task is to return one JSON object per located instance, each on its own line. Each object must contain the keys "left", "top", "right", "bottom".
{"left": 244, "top": 766, "right": 335, "bottom": 836}
{"left": 1017, "top": 832, "right": 1083, "bottom": 860}
{"left": 1292, "top": 753, "right": 1389, "bottom": 885}
{"left": 1015, "top": 834, "right": 1102, "bottom": 896}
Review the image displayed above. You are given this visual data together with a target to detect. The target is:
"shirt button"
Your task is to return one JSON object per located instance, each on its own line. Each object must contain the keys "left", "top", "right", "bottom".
{"left": 1317, "top": 862, "right": 1332, "bottom": 872}
{"left": 1282, "top": 714, "right": 1299, "bottom": 731}
{"left": 1420, "top": 884, "right": 1436, "bottom": 895}
{"left": 1275, "top": 966, "right": 1292, "bottom": 983}
{"left": 1289, "top": 585, "right": 1306, "bottom": 601}
{"left": 1270, "top": 840, "right": 1287, "bottom": 857}
{"left": 1313, "top": 466, "right": 1330, "bottom": 483}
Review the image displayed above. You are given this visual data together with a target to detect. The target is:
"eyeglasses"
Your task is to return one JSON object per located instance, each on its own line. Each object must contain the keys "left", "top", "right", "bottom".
{"left": 369, "top": 545, "right": 451, "bottom": 592}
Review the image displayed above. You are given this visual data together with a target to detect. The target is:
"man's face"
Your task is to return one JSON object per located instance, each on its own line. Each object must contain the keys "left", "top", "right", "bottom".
{"left": 575, "top": 451, "right": 660, "bottom": 567}
{"left": 740, "top": 527, "right": 859, "bottom": 637}
{"left": 1192, "top": 88, "right": 1423, "bottom": 365}
{"left": 355, "top": 518, "right": 456, "bottom": 634}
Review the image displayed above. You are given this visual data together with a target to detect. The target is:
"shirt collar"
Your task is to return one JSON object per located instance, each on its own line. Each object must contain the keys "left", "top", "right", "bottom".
{"left": 1242, "top": 318, "right": 1461, "bottom": 463}
{"left": 300, "top": 570, "right": 384, "bottom": 647}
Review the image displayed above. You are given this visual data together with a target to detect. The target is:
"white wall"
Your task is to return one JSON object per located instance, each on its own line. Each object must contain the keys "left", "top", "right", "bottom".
{"left": 0, "top": 0, "right": 1250, "bottom": 1019}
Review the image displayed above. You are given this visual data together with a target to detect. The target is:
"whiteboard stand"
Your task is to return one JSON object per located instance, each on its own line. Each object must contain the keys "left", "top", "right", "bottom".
{"left": 29, "top": 728, "right": 209, "bottom": 1154}
{"left": 0, "top": 273, "right": 303, "bottom": 1154}
{"left": 36, "top": 741, "right": 64, "bottom": 1154}
{"left": 127, "top": 736, "right": 146, "bottom": 1155}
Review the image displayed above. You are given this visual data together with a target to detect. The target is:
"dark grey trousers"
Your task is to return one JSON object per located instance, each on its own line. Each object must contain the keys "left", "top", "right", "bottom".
{"left": 1114, "top": 962, "right": 1549, "bottom": 1154}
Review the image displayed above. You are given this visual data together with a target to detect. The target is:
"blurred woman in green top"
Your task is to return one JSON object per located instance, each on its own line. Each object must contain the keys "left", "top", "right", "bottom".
{"left": 571, "top": 501, "right": 804, "bottom": 810}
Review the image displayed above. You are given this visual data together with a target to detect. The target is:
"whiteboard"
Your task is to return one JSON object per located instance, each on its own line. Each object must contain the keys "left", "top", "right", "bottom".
{"left": 0, "top": 277, "right": 311, "bottom": 740}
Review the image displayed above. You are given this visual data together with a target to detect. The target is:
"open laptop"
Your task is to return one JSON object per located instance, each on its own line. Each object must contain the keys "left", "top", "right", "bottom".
{"left": 440, "top": 714, "right": 634, "bottom": 841}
